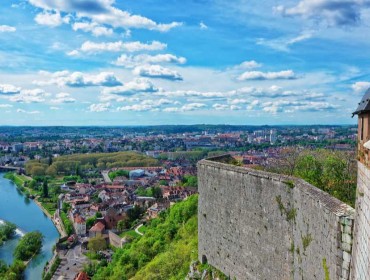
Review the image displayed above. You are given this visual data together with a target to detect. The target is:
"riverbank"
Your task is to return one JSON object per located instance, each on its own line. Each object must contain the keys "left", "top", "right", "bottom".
{"left": 4, "top": 172, "right": 66, "bottom": 237}
{"left": 0, "top": 172, "right": 60, "bottom": 280}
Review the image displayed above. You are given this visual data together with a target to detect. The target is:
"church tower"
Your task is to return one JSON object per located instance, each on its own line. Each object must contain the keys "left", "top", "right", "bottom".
{"left": 351, "top": 88, "right": 370, "bottom": 279}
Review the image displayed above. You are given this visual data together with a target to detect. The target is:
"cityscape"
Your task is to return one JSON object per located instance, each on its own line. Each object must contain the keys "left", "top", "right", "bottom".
{"left": 0, "top": 0, "right": 369, "bottom": 280}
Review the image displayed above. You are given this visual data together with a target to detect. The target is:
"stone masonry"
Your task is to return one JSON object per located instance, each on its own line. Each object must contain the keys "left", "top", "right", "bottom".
{"left": 350, "top": 162, "right": 370, "bottom": 279}
{"left": 198, "top": 155, "right": 355, "bottom": 280}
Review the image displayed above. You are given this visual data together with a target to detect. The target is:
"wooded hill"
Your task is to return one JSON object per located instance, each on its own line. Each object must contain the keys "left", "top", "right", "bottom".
{"left": 25, "top": 152, "right": 158, "bottom": 177}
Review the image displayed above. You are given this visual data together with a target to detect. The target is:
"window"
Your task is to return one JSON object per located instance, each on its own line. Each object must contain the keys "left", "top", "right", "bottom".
{"left": 361, "top": 116, "right": 364, "bottom": 141}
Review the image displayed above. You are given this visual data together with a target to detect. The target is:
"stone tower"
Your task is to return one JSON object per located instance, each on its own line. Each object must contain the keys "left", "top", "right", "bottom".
{"left": 351, "top": 88, "right": 370, "bottom": 279}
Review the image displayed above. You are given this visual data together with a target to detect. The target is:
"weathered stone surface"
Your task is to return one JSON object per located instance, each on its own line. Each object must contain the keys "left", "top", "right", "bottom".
{"left": 198, "top": 156, "right": 354, "bottom": 280}
{"left": 350, "top": 162, "right": 370, "bottom": 279}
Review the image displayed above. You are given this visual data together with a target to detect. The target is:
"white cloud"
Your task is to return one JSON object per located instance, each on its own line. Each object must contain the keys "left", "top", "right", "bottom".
{"left": 260, "top": 100, "right": 339, "bottom": 114}
{"left": 89, "top": 103, "right": 110, "bottom": 112}
{"left": 117, "top": 104, "right": 153, "bottom": 112}
{"left": 275, "top": 0, "right": 370, "bottom": 26}
{"left": 117, "top": 98, "right": 179, "bottom": 112}
{"left": 0, "top": 104, "right": 13, "bottom": 108}
{"left": 72, "top": 21, "right": 113, "bottom": 36}
{"left": 28, "top": 0, "right": 182, "bottom": 32}
{"left": 52, "top": 92, "right": 76, "bottom": 103}
{"left": 257, "top": 31, "right": 313, "bottom": 52}
{"left": 0, "top": 84, "right": 21, "bottom": 94}
{"left": 237, "top": 70, "right": 297, "bottom": 81}
{"left": 213, "top": 104, "right": 229, "bottom": 110}
{"left": 182, "top": 103, "right": 206, "bottom": 111}
{"left": 200, "top": 21, "right": 208, "bottom": 30}
{"left": 8, "top": 89, "right": 49, "bottom": 103}
{"left": 72, "top": 40, "right": 166, "bottom": 55}
{"left": 50, "top": 106, "right": 60, "bottom": 110}
{"left": 238, "top": 60, "right": 262, "bottom": 69}
{"left": 34, "top": 11, "right": 69, "bottom": 27}
{"left": 67, "top": 50, "right": 80, "bottom": 56}
{"left": 163, "top": 103, "right": 206, "bottom": 112}
{"left": 102, "top": 78, "right": 158, "bottom": 96}
{"left": 114, "top": 54, "right": 186, "bottom": 67}
{"left": 352, "top": 81, "right": 370, "bottom": 93}
{"left": 34, "top": 71, "right": 122, "bottom": 87}
{"left": 133, "top": 65, "right": 183, "bottom": 81}
{"left": 0, "top": 25, "right": 16, "bottom": 32}
{"left": 16, "top": 109, "right": 41, "bottom": 114}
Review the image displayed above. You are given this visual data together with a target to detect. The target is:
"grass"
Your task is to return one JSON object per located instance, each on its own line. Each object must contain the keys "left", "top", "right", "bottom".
{"left": 138, "top": 225, "right": 147, "bottom": 234}
{"left": 120, "top": 230, "right": 141, "bottom": 240}
{"left": 39, "top": 201, "right": 57, "bottom": 216}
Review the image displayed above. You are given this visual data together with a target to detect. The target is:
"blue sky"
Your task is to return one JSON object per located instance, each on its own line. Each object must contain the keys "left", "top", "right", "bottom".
{"left": 0, "top": 0, "right": 369, "bottom": 125}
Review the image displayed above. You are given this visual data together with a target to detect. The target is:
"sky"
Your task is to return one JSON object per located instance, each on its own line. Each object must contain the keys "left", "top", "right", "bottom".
{"left": 0, "top": 0, "right": 369, "bottom": 126}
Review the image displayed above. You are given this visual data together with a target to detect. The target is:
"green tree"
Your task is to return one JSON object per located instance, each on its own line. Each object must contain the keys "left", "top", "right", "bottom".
{"left": 88, "top": 236, "right": 107, "bottom": 252}
{"left": 13, "top": 231, "right": 43, "bottom": 261}
{"left": 294, "top": 155, "right": 323, "bottom": 188}
{"left": 42, "top": 179, "right": 48, "bottom": 198}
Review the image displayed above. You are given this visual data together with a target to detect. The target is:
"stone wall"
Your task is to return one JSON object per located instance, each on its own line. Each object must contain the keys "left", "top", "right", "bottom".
{"left": 350, "top": 161, "right": 370, "bottom": 279}
{"left": 198, "top": 156, "right": 355, "bottom": 280}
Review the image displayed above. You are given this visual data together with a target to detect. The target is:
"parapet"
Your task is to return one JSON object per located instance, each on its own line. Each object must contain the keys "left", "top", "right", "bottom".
{"left": 198, "top": 155, "right": 354, "bottom": 280}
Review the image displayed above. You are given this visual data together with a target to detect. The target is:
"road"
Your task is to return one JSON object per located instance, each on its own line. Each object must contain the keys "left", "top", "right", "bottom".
{"left": 101, "top": 171, "right": 112, "bottom": 183}
{"left": 52, "top": 243, "right": 88, "bottom": 280}
{"left": 135, "top": 224, "right": 144, "bottom": 236}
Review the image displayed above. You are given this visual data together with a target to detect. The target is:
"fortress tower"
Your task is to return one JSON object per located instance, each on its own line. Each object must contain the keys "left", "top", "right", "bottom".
{"left": 350, "top": 88, "right": 370, "bottom": 279}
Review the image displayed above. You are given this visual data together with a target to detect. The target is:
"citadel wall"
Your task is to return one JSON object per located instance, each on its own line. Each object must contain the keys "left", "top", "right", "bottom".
{"left": 350, "top": 161, "right": 370, "bottom": 279}
{"left": 198, "top": 155, "right": 355, "bottom": 280}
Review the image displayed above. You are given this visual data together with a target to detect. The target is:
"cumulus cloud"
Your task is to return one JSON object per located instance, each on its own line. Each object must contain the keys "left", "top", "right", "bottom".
{"left": 117, "top": 104, "right": 153, "bottom": 112}
{"left": 261, "top": 100, "right": 339, "bottom": 114}
{"left": 8, "top": 89, "right": 50, "bottom": 103}
{"left": 213, "top": 104, "right": 229, "bottom": 110}
{"left": 114, "top": 54, "right": 186, "bottom": 67}
{"left": 72, "top": 21, "right": 113, "bottom": 36}
{"left": 52, "top": 92, "right": 76, "bottom": 103}
{"left": 34, "top": 71, "right": 122, "bottom": 87}
{"left": 0, "top": 25, "right": 16, "bottom": 32}
{"left": 0, "top": 84, "right": 21, "bottom": 94}
{"left": 89, "top": 102, "right": 110, "bottom": 112}
{"left": 133, "top": 65, "right": 183, "bottom": 81}
{"left": 34, "top": 11, "right": 70, "bottom": 27}
{"left": 70, "top": 40, "right": 166, "bottom": 55}
{"left": 163, "top": 103, "right": 206, "bottom": 112}
{"left": 233, "top": 60, "right": 262, "bottom": 70}
{"left": 28, "top": 0, "right": 182, "bottom": 32}
{"left": 102, "top": 78, "right": 158, "bottom": 96}
{"left": 237, "top": 70, "right": 297, "bottom": 81}
{"left": 352, "top": 81, "right": 370, "bottom": 93}
{"left": 117, "top": 98, "right": 180, "bottom": 111}
{"left": 275, "top": 0, "right": 370, "bottom": 26}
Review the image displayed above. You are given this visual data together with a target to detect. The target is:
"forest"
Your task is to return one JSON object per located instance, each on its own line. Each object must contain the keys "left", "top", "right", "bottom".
{"left": 25, "top": 152, "right": 158, "bottom": 177}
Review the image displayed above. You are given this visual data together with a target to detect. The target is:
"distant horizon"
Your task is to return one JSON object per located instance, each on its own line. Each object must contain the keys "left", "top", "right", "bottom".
{"left": 0, "top": 1, "right": 369, "bottom": 125}
{"left": 0, "top": 123, "right": 357, "bottom": 128}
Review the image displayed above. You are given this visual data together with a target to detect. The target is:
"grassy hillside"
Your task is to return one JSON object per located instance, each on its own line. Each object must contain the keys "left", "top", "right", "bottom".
{"left": 25, "top": 152, "right": 158, "bottom": 176}
{"left": 93, "top": 195, "right": 198, "bottom": 280}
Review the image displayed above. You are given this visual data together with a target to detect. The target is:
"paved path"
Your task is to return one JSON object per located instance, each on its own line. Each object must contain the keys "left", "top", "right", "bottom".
{"left": 135, "top": 224, "right": 144, "bottom": 236}
{"left": 101, "top": 171, "right": 112, "bottom": 183}
{"left": 52, "top": 244, "right": 88, "bottom": 280}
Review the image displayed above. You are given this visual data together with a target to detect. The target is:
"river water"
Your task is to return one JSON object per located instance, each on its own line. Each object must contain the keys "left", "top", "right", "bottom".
{"left": 0, "top": 173, "right": 60, "bottom": 279}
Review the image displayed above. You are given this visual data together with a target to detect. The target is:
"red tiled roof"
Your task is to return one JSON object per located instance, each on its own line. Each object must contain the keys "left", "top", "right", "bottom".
{"left": 90, "top": 221, "right": 105, "bottom": 232}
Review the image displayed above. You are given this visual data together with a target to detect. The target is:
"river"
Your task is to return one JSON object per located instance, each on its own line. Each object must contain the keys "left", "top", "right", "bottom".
{"left": 0, "top": 173, "right": 60, "bottom": 279}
